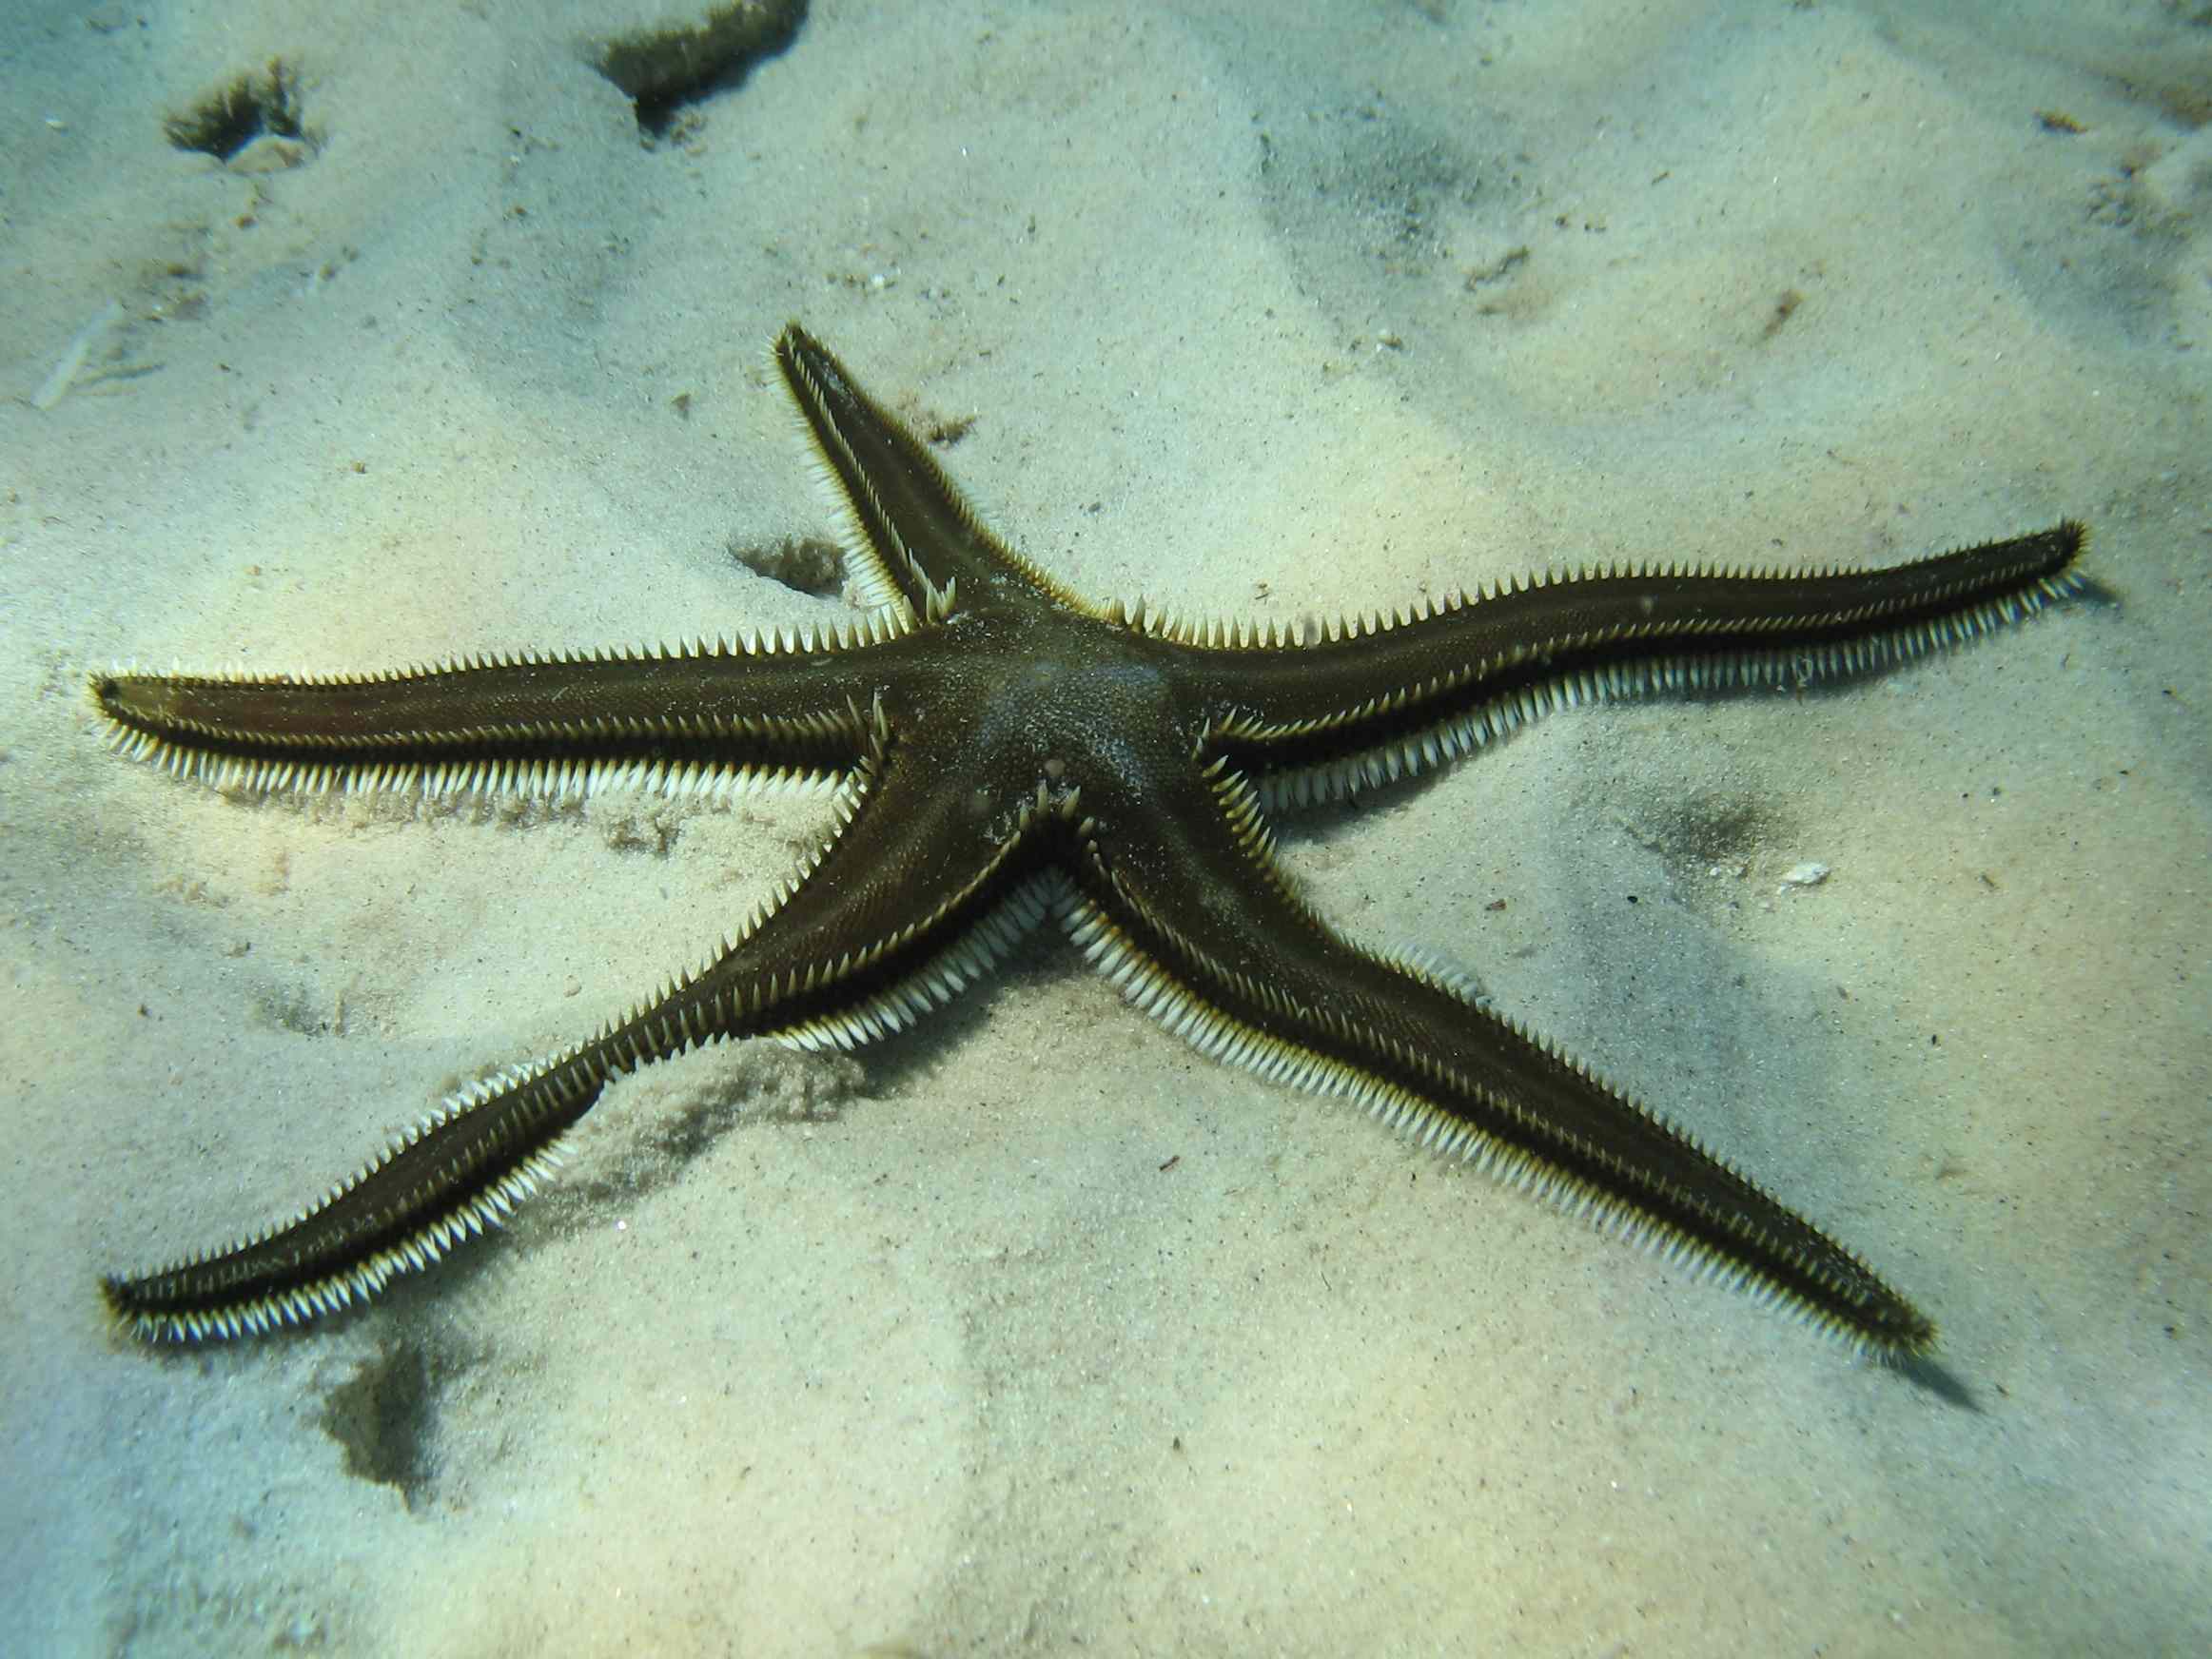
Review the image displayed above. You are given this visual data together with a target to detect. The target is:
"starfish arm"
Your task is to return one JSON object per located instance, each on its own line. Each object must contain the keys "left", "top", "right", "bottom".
{"left": 100, "top": 712, "right": 1063, "bottom": 1342}
{"left": 1063, "top": 763, "right": 1936, "bottom": 1358}
{"left": 1189, "top": 521, "right": 2086, "bottom": 807}
{"left": 88, "top": 630, "right": 914, "bottom": 801}
{"left": 775, "top": 323, "right": 1099, "bottom": 619}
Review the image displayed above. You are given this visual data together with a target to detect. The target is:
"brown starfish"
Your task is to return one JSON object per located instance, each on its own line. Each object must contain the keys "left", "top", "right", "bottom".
{"left": 95, "top": 323, "right": 2085, "bottom": 1356}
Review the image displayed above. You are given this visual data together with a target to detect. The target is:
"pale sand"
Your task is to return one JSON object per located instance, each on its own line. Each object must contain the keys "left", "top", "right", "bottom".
{"left": 3, "top": 1, "right": 2207, "bottom": 1653}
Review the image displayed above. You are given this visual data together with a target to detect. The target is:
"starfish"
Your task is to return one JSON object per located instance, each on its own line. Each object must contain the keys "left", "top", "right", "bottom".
{"left": 95, "top": 323, "right": 2085, "bottom": 1356}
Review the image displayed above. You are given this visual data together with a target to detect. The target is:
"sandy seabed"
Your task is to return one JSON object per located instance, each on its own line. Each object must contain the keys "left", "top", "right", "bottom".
{"left": 3, "top": 2, "right": 2206, "bottom": 1653}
